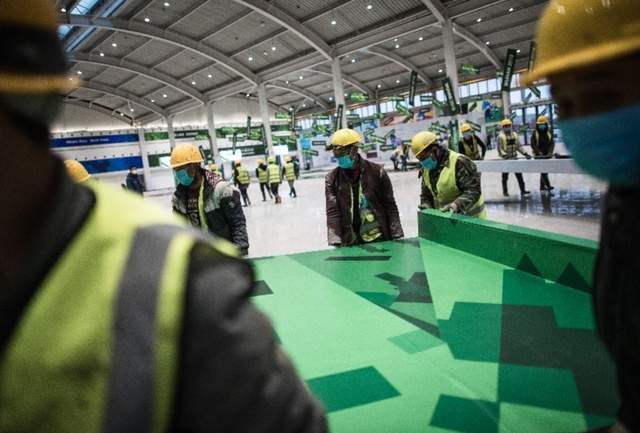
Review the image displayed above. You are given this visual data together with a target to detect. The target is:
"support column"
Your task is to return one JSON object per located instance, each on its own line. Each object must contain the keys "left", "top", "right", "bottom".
{"left": 206, "top": 101, "right": 219, "bottom": 163}
{"left": 166, "top": 115, "right": 176, "bottom": 150}
{"left": 137, "top": 127, "right": 152, "bottom": 189}
{"left": 331, "top": 57, "right": 348, "bottom": 130}
{"left": 502, "top": 91, "right": 511, "bottom": 118}
{"left": 257, "top": 83, "right": 274, "bottom": 155}
{"left": 442, "top": 20, "right": 460, "bottom": 151}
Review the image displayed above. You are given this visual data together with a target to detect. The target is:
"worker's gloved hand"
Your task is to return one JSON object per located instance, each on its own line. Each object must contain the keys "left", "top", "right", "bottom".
{"left": 440, "top": 202, "right": 459, "bottom": 213}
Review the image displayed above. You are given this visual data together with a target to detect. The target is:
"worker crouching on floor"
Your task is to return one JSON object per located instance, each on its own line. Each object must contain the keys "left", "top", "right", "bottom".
{"left": 411, "top": 130, "right": 487, "bottom": 219}
{"left": 524, "top": 1, "right": 640, "bottom": 432}
{"left": 0, "top": 1, "right": 326, "bottom": 431}
{"left": 171, "top": 144, "right": 249, "bottom": 256}
{"left": 325, "top": 128, "right": 404, "bottom": 246}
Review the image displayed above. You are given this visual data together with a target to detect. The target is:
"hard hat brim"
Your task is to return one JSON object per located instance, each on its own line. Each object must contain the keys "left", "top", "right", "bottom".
{"left": 171, "top": 159, "right": 203, "bottom": 169}
{"left": 522, "top": 37, "right": 640, "bottom": 86}
{"left": 0, "top": 73, "right": 80, "bottom": 94}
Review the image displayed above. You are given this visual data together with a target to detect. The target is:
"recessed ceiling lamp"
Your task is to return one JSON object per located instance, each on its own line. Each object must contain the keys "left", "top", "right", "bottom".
{"left": 418, "top": 36, "right": 424, "bottom": 41}
{"left": 271, "top": 45, "right": 277, "bottom": 51}
{"left": 151, "top": 99, "right": 155, "bottom": 103}
{"left": 207, "top": 73, "right": 212, "bottom": 78}
{"left": 508, "top": 7, "right": 515, "bottom": 12}
{"left": 331, "top": 19, "right": 337, "bottom": 25}
{"left": 351, "top": 58, "right": 356, "bottom": 63}
{"left": 395, "top": 44, "right": 400, "bottom": 49}
{"left": 395, "top": 79, "right": 400, "bottom": 83}
{"left": 76, "top": 70, "right": 82, "bottom": 75}
{"left": 299, "top": 75, "right": 304, "bottom": 80}
{"left": 376, "top": 84, "right": 382, "bottom": 88}
{"left": 144, "top": 17, "right": 150, "bottom": 22}
{"left": 164, "top": 2, "right": 170, "bottom": 7}
{"left": 162, "top": 93, "right": 167, "bottom": 98}
{"left": 99, "top": 52, "right": 105, "bottom": 56}
{"left": 61, "top": 7, "right": 66, "bottom": 12}
{"left": 112, "top": 42, "right": 117, "bottom": 47}
{"left": 476, "top": 17, "right": 482, "bottom": 22}
{"left": 485, "top": 41, "right": 491, "bottom": 45}
{"left": 438, "top": 69, "right": 443, "bottom": 73}
{"left": 248, "top": 56, "right": 253, "bottom": 61}
{"left": 191, "top": 81, "right": 196, "bottom": 85}
{"left": 367, "top": 4, "right": 372, "bottom": 10}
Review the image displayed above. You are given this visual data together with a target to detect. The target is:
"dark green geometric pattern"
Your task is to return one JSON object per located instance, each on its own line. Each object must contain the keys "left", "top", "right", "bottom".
{"left": 250, "top": 214, "right": 617, "bottom": 433}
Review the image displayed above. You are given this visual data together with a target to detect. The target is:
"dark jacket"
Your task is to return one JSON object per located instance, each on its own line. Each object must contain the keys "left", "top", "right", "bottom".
{"left": 530, "top": 129, "right": 555, "bottom": 157}
{"left": 126, "top": 172, "right": 144, "bottom": 194}
{"left": 458, "top": 134, "right": 486, "bottom": 160}
{"left": 325, "top": 156, "right": 404, "bottom": 246}
{"left": 2, "top": 163, "right": 327, "bottom": 433}
{"left": 593, "top": 187, "right": 640, "bottom": 430}
{"left": 172, "top": 172, "right": 249, "bottom": 255}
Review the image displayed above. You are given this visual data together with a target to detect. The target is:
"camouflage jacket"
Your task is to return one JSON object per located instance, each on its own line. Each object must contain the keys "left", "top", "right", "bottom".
{"left": 420, "top": 148, "right": 482, "bottom": 213}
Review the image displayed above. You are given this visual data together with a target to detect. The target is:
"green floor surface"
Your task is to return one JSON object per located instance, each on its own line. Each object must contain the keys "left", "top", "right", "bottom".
{"left": 251, "top": 238, "right": 617, "bottom": 433}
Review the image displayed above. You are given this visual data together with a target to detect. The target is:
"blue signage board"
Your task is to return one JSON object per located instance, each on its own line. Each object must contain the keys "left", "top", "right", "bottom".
{"left": 50, "top": 133, "right": 139, "bottom": 148}
{"left": 82, "top": 156, "right": 143, "bottom": 174}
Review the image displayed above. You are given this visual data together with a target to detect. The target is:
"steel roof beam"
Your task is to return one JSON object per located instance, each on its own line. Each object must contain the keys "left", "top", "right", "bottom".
{"left": 232, "top": 0, "right": 334, "bottom": 60}
{"left": 71, "top": 52, "right": 207, "bottom": 103}
{"left": 419, "top": 0, "right": 449, "bottom": 23}
{"left": 58, "top": 14, "right": 259, "bottom": 84}
{"left": 63, "top": 97, "right": 134, "bottom": 124}
{"left": 302, "top": 65, "right": 373, "bottom": 95}
{"left": 450, "top": 23, "right": 503, "bottom": 69}
{"left": 78, "top": 81, "right": 169, "bottom": 117}
{"left": 366, "top": 46, "right": 434, "bottom": 87}
{"left": 266, "top": 81, "right": 329, "bottom": 109}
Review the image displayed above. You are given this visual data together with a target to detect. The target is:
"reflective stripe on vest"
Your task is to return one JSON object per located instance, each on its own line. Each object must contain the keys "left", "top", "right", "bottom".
{"left": 257, "top": 167, "right": 268, "bottom": 183}
{"left": 499, "top": 132, "right": 519, "bottom": 158}
{"left": 236, "top": 166, "right": 250, "bottom": 185}
{"left": 0, "top": 181, "right": 237, "bottom": 433}
{"left": 422, "top": 151, "right": 487, "bottom": 219}
{"left": 284, "top": 163, "right": 296, "bottom": 181}
{"left": 268, "top": 163, "right": 280, "bottom": 184}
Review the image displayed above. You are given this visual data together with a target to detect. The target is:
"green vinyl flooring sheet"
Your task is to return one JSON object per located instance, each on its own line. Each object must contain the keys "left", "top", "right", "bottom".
{"left": 250, "top": 215, "right": 618, "bottom": 433}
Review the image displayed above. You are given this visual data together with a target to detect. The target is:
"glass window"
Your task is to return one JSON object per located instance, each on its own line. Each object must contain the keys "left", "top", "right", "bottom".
{"left": 539, "top": 84, "right": 551, "bottom": 100}
{"left": 468, "top": 83, "right": 479, "bottom": 96}
{"left": 436, "top": 90, "right": 445, "bottom": 101}
{"left": 478, "top": 80, "right": 488, "bottom": 94}
{"left": 510, "top": 89, "right": 522, "bottom": 104}
{"left": 414, "top": 95, "right": 421, "bottom": 107}
{"left": 511, "top": 73, "right": 519, "bottom": 89}
{"left": 488, "top": 78, "right": 498, "bottom": 92}
{"left": 460, "top": 85, "right": 469, "bottom": 98}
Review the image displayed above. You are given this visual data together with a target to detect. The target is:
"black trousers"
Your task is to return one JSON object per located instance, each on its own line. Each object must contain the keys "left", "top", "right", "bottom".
{"left": 540, "top": 173, "right": 552, "bottom": 190}
{"left": 259, "top": 182, "right": 272, "bottom": 200}
{"left": 502, "top": 172, "right": 526, "bottom": 194}
{"left": 239, "top": 186, "right": 250, "bottom": 206}
{"left": 270, "top": 183, "right": 279, "bottom": 197}
{"left": 287, "top": 180, "right": 297, "bottom": 197}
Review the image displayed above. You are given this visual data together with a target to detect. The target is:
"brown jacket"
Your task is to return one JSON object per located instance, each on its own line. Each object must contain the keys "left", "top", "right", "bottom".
{"left": 325, "top": 157, "right": 404, "bottom": 246}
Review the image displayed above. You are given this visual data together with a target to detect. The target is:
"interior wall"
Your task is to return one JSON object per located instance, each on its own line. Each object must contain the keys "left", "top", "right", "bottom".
{"left": 51, "top": 103, "right": 131, "bottom": 133}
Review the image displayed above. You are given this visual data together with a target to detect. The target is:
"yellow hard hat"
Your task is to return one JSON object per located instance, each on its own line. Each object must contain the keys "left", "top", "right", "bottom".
{"left": 284, "top": 155, "right": 292, "bottom": 162}
{"left": 330, "top": 128, "right": 361, "bottom": 148}
{"left": 170, "top": 143, "right": 203, "bottom": 169}
{"left": 461, "top": 123, "right": 472, "bottom": 133}
{"left": 523, "top": 0, "right": 640, "bottom": 85}
{"left": 256, "top": 159, "right": 264, "bottom": 165}
{"left": 411, "top": 131, "right": 438, "bottom": 157}
{"left": 209, "top": 163, "right": 218, "bottom": 172}
{"left": 500, "top": 118, "right": 513, "bottom": 127}
{"left": 64, "top": 160, "right": 91, "bottom": 183}
{"left": 536, "top": 115, "right": 548, "bottom": 125}
{"left": 268, "top": 156, "right": 276, "bottom": 163}
{"left": 0, "top": 0, "right": 80, "bottom": 94}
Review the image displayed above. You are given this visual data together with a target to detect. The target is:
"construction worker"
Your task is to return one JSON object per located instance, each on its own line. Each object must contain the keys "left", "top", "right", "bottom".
{"left": 267, "top": 156, "right": 282, "bottom": 204}
{"left": 255, "top": 158, "right": 272, "bottom": 201}
{"left": 283, "top": 155, "right": 298, "bottom": 198}
{"left": 524, "top": 2, "right": 640, "bottom": 432}
{"left": 325, "top": 128, "right": 404, "bottom": 246}
{"left": 411, "top": 131, "right": 487, "bottom": 219}
{"left": 233, "top": 160, "right": 251, "bottom": 206}
{"left": 0, "top": 1, "right": 326, "bottom": 431}
{"left": 64, "top": 159, "right": 91, "bottom": 183}
{"left": 171, "top": 144, "right": 249, "bottom": 255}
{"left": 498, "top": 118, "right": 532, "bottom": 197}
{"left": 530, "top": 115, "right": 555, "bottom": 192}
{"left": 458, "top": 123, "right": 486, "bottom": 161}
{"left": 125, "top": 165, "right": 144, "bottom": 195}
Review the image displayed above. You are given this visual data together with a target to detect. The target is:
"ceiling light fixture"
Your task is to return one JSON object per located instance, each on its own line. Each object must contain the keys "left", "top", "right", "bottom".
{"left": 77, "top": 70, "right": 82, "bottom": 75}
{"left": 377, "top": 84, "right": 382, "bottom": 88}
{"left": 99, "top": 52, "right": 105, "bottom": 57}
{"left": 61, "top": 7, "right": 66, "bottom": 12}
{"left": 508, "top": 7, "right": 515, "bottom": 12}
{"left": 302, "top": 103, "right": 307, "bottom": 107}
{"left": 395, "top": 44, "right": 400, "bottom": 49}
{"left": 191, "top": 81, "right": 196, "bottom": 85}
{"left": 329, "top": 96, "right": 334, "bottom": 100}
{"left": 271, "top": 46, "right": 277, "bottom": 51}
{"left": 344, "top": 93, "right": 348, "bottom": 97}
{"left": 151, "top": 99, "right": 155, "bottom": 103}
{"left": 144, "top": 17, "right": 150, "bottom": 22}
{"left": 248, "top": 56, "right": 253, "bottom": 61}
{"left": 130, "top": 108, "right": 134, "bottom": 112}
{"left": 394, "top": 38, "right": 398, "bottom": 42}
{"left": 263, "top": 51, "right": 268, "bottom": 56}
{"left": 516, "top": 49, "right": 521, "bottom": 53}
{"left": 162, "top": 93, "right": 167, "bottom": 98}
{"left": 367, "top": 4, "right": 372, "bottom": 10}
{"left": 164, "top": 2, "right": 170, "bottom": 6}
{"left": 120, "top": 112, "right": 124, "bottom": 116}
{"left": 299, "top": 75, "right": 304, "bottom": 80}
{"left": 485, "top": 41, "right": 491, "bottom": 45}
{"left": 395, "top": 79, "right": 400, "bottom": 83}
{"left": 418, "top": 36, "right": 424, "bottom": 41}
{"left": 207, "top": 73, "right": 213, "bottom": 78}
{"left": 476, "top": 17, "right": 482, "bottom": 22}
{"left": 112, "top": 42, "right": 117, "bottom": 47}
{"left": 438, "top": 69, "right": 443, "bottom": 73}
{"left": 330, "top": 19, "right": 337, "bottom": 25}
{"left": 285, "top": 80, "right": 289, "bottom": 84}
{"left": 351, "top": 58, "right": 356, "bottom": 63}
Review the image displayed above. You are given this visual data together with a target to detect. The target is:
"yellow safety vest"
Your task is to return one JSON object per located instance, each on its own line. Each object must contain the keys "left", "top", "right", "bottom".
{"left": 257, "top": 167, "right": 268, "bottom": 183}
{"left": 268, "top": 163, "right": 280, "bottom": 184}
{"left": 236, "top": 166, "right": 250, "bottom": 185}
{"left": 422, "top": 151, "right": 487, "bottom": 219}
{"left": 498, "top": 131, "right": 520, "bottom": 159}
{"left": 284, "top": 162, "right": 296, "bottom": 181}
{"left": 0, "top": 181, "right": 236, "bottom": 433}
{"left": 460, "top": 136, "right": 481, "bottom": 160}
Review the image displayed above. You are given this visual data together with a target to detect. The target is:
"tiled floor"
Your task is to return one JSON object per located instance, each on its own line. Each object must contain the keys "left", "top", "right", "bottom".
{"left": 146, "top": 167, "right": 606, "bottom": 258}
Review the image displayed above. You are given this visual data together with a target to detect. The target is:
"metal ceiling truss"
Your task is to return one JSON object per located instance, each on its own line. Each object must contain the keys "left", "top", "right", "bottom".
{"left": 78, "top": 81, "right": 169, "bottom": 117}
{"left": 365, "top": 46, "right": 434, "bottom": 87}
{"left": 64, "top": 97, "right": 133, "bottom": 124}
{"left": 266, "top": 81, "right": 329, "bottom": 109}
{"left": 71, "top": 52, "right": 207, "bottom": 103}
{"left": 57, "top": 14, "right": 259, "bottom": 84}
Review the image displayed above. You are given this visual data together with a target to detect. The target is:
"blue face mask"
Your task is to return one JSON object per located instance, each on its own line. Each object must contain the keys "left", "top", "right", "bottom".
{"left": 175, "top": 168, "right": 194, "bottom": 186}
{"left": 559, "top": 103, "right": 640, "bottom": 186}
{"left": 463, "top": 132, "right": 472, "bottom": 139}
{"left": 421, "top": 156, "right": 438, "bottom": 170}
{"left": 538, "top": 124, "right": 547, "bottom": 131}
{"left": 337, "top": 155, "right": 354, "bottom": 169}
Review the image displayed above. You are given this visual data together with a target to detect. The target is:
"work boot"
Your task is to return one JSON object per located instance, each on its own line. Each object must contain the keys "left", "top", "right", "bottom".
{"left": 516, "top": 174, "right": 530, "bottom": 196}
